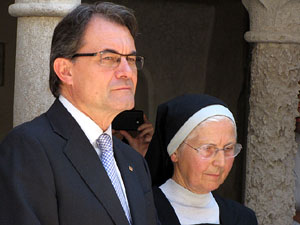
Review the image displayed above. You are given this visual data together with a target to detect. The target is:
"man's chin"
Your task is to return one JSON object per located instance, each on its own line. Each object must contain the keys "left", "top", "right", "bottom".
{"left": 114, "top": 98, "right": 135, "bottom": 111}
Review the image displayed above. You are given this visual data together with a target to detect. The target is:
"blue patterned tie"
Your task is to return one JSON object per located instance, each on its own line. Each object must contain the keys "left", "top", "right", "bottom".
{"left": 96, "top": 133, "right": 131, "bottom": 224}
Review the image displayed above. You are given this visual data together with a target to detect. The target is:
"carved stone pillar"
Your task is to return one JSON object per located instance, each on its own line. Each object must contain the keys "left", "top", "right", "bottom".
{"left": 242, "top": 1, "right": 300, "bottom": 224}
{"left": 9, "top": 0, "right": 80, "bottom": 126}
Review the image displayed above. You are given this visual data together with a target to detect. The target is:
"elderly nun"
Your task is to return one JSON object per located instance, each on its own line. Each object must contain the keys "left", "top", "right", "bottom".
{"left": 145, "top": 94, "right": 257, "bottom": 225}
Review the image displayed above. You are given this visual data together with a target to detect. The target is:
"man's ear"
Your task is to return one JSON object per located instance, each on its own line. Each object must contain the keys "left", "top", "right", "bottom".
{"left": 170, "top": 151, "right": 179, "bottom": 163}
{"left": 53, "top": 58, "right": 73, "bottom": 85}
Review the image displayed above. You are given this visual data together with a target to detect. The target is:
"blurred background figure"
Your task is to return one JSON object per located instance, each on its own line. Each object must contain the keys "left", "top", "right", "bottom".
{"left": 113, "top": 113, "right": 154, "bottom": 157}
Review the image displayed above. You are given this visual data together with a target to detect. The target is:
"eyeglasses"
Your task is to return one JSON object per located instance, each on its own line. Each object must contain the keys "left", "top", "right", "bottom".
{"left": 72, "top": 50, "right": 144, "bottom": 70}
{"left": 183, "top": 141, "right": 242, "bottom": 159}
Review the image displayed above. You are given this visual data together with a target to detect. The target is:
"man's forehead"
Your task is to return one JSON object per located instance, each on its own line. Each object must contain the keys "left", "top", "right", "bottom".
{"left": 80, "top": 17, "right": 135, "bottom": 53}
{"left": 83, "top": 16, "right": 132, "bottom": 40}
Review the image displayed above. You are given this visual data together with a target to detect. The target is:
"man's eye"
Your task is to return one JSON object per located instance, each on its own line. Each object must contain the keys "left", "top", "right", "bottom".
{"left": 127, "top": 56, "right": 136, "bottom": 63}
{"left": 102, "top": 56, "right": 115, "bottom": 61}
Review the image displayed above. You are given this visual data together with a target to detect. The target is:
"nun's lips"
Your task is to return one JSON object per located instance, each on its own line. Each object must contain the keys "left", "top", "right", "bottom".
{"left": 204, "top": 173, "right": 221, "bottom": 179}
{"left": 206, "top": 173, "right": 219, "bottom": 176}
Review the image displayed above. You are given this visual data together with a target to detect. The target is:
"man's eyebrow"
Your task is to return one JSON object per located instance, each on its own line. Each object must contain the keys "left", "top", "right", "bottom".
{"left": 102, "top": 49, "right": 137, "bottom": 55}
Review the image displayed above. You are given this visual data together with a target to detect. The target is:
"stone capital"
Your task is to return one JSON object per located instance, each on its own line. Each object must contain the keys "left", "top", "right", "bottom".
{"left": 242, "top": 0, "right": 300, "bottom": 44}
{"left": 9, "top": 0, "right": 80, "bottom": 17}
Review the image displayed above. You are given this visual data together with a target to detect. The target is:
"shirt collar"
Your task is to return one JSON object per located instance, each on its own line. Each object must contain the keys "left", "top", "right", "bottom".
{"left": 59, "top": 95, "right": 112, "bottom": 147}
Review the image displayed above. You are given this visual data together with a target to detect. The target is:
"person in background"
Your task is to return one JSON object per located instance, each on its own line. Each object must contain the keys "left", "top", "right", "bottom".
{"left": 145, "top": 94, "right": 258, "bottom": 225}
{"left": 113, "top": 113, "right": 154, "bottom": 157}
{"left": 0, "top": 2, "right": 159, "bottom": 225}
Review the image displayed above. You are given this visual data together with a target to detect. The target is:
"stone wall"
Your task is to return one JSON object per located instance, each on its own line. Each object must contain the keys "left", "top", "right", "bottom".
{"left": 246, "top": 43, "right": 300, "bottom": 224}
{"left": 243, "top": 0, "right": 300, "bottom": 224}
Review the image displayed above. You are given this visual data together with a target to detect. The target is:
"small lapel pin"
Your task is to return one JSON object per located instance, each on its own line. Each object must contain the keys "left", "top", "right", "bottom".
{"left": 129, "top": 165, "right": 133, "bottom": 172}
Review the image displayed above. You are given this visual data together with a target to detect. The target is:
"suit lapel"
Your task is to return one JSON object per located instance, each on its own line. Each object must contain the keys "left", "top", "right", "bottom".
{"left": 46, "top": 100, "right": 129, "bottom": 225}
{"left": 113, "top": 138, "right": 146, "bottom": 225}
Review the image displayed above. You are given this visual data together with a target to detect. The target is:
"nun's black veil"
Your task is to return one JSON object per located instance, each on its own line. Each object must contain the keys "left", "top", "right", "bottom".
{"left": 145, "top": 94, "right": 228, "bottom": 186}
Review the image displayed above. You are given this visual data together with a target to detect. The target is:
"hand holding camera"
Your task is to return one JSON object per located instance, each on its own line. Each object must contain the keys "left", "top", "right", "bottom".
{"left": 112, "top": 111, "right": 154, "bottom": 157}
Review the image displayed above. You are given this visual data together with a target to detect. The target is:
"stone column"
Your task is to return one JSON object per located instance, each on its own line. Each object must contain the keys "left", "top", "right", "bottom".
{"left": 242, "top": 1, "right": 300, "bottom": 225}
{"left": 9, "top": 0, "right": 80, "bottom": 126}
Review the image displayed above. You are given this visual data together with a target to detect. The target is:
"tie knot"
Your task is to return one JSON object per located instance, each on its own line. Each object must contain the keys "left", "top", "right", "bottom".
{"left": 96, "top": 133, "right": 112, "bottom": 153}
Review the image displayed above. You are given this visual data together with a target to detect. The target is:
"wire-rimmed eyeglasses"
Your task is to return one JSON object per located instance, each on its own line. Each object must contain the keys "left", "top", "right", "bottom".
{"left": 183, "top": 141, "right": 242, "bottom": 159}
{"left": 72, "top": 50, "right": 144, "bottom": 70}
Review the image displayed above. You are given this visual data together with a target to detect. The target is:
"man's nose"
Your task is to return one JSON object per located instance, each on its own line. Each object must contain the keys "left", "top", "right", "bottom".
{"left": 115, "top": 57, "right": 135, "bottom": 79}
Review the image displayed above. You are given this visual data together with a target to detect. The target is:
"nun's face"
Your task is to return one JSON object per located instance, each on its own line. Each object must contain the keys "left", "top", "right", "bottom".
{"left": 171, "top": 118, "right": 235, "bottom": 194}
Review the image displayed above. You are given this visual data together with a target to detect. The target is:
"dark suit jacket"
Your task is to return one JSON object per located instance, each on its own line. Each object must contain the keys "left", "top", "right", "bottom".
{"left": 152, "top": 186, "right": 258, "bottom": 225}
{"left": 0, "top": 99, "right": 158, "bottom": 225}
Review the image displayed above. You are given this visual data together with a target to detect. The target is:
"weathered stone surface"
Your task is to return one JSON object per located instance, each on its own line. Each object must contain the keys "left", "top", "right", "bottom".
{"left": 9, "top": 1, "right": 80, "bottom": 17}
{"left": 242, "top": 1, "right": 300, "bottom": 224}
{"left": 13, "top": 17, "right": 58, "bottom": 126}
{"left": 242, "top": 0, "right": 300, "bottom": 44}
{"left": 246, "top": 43, "right": 300, "bottom": 225}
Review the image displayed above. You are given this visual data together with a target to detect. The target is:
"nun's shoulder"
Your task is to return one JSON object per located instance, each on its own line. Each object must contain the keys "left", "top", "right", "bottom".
{"left": 152, "top": 186, "right": 181, "bottom": 225}
{"left": 213, "top": 193, "right": 258, "bottom": 225}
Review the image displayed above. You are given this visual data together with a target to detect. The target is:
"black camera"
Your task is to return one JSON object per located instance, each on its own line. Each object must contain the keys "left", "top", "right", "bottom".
{"left": 112, "top": 110, "right": 144, "bottom": 131}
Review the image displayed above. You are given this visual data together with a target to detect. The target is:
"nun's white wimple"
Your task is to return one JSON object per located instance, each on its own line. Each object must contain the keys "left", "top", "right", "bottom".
{"left": 167, "top": 104, "right": 235, "bottom": 156}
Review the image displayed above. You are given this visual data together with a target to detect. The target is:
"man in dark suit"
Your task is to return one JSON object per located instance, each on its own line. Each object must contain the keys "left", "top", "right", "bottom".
{"left": 0, "top": 2, "right": 158, "bottom": 225}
